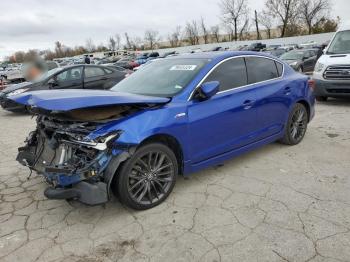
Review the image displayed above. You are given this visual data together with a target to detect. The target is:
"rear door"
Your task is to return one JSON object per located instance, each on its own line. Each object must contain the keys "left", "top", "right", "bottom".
{"left": 83, "top": 66, "right": 109, "bottom": 89}
{"left": 246, "top": 56, "right": 291, "bottom": 140}
{"left": 187, "top": 57, "right": 259, "bottom": 164}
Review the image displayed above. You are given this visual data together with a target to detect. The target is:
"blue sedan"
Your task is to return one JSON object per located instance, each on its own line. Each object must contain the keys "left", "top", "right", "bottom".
{"left": 12, "top": 51, "right": 315, "bottom": 209}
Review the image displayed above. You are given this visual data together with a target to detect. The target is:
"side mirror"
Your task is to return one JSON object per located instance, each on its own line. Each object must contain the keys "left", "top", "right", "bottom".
{"left": 196, "top": 81, "right": 220, "bottom": 100}
{"left": 47, "top": 78, "right": 58, "bottom": 88}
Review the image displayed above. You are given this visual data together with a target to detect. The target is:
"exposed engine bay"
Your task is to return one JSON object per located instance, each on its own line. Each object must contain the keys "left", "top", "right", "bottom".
{"left": 16, "top": 105, "right": 144, "bottom": 205}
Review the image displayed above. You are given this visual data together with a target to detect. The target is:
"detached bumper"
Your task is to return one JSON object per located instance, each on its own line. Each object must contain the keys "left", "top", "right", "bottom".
{"left": 314, "top": 78, "right": 350, "bottom": 98}
{"left": 44, "top": 181, "right": 108, "bottom": 205}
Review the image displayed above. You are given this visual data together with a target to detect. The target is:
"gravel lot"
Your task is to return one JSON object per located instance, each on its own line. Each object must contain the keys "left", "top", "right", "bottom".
{"left": 0, "top": 100, "right": 349, "bottom": 262}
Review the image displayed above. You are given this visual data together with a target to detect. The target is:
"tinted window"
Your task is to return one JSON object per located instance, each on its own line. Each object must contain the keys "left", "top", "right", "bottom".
{"left": 275, "top": 61, "right": 283, "bottom": 76}
{"left": 85, "top": 67, "right": 105, "bottom": 78}
{"left": 245, "top": 57, "right": 278, "bottom": 84}
{"left": 205, "top": 58, "right": 247, "bottom": 91}
{"left": 56, "top": 67, "right": 82, "bottom": 82}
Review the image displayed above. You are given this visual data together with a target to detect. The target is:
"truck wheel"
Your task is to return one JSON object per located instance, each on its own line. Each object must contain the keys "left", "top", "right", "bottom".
{"left": 114, "top": 143, "right": 178, "bottom": 210}
{"left": 315, "top": 96, "right": 328, "bottom": 102}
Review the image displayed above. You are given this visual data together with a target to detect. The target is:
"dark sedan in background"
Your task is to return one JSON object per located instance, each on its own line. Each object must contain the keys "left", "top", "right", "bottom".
{"left": 0, "top": 65, "right": 128, "bottom": 112}
{"left": 280, "top": 49, "right": 318, "bottom": 73}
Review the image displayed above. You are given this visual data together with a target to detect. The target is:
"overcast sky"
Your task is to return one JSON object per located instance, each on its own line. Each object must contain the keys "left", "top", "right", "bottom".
{"left": 0, "top": 0, "right": 349, "bottom": 59}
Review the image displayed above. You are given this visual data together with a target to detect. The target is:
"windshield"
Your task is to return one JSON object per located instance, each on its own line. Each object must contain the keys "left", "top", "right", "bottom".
{"left": 280, "top": 51, "right": 305, "bottom": 60}
{"left": 111, "top": 58, "right": 209, "bottom": 97}
{"left": 32, "top": 67, "right": 62, "bottom": 83}
{"left": 327, "top": 30, "right": 350, "bottom": 54}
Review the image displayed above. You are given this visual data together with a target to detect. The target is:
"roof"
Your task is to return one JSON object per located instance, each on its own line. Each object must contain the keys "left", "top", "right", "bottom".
{"left": 166, "top": 51, "right": 271, "bottom": 61}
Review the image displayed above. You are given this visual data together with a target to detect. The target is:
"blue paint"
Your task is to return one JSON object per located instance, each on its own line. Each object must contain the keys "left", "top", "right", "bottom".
{"left": 13, "top": 52, "right": 315, "bottom": 179}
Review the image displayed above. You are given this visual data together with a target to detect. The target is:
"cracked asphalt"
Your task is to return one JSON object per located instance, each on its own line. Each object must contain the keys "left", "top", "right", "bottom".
{"left": 0, "top": 99, "right": 350, "bottom": 262}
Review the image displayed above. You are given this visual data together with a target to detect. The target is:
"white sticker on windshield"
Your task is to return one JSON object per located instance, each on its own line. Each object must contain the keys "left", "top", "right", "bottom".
{"left": 170, "top": 65, "right": 197, "bottom": 71}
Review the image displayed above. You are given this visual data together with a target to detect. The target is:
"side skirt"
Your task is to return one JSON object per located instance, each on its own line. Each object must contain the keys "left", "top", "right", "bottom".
{"left": 184, "top": 132, "right": 284, "bottom": 175}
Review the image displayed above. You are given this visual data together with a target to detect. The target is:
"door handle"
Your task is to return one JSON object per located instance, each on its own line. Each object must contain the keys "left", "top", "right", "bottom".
{"left": 242, "top": 100, "right": 255, "bottom": 110}
{"left": 284, "top": 87, "right": 291, "bottom": 95}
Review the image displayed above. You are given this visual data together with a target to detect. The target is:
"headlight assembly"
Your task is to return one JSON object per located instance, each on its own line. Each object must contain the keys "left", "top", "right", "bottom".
{"left": 314, "top": 62, "right": 325, "bottom": 72}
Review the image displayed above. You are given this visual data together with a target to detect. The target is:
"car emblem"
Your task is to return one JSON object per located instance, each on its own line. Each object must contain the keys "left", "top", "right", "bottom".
{"left": 340, "top": 70, "right": 350, "bottom": 75}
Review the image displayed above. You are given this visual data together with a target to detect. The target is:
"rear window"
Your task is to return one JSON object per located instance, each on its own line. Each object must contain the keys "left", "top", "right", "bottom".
{"left": 245, "top": 57, "right": 279, "bottom": 84}
{"left": 275, "top": 61, "right": 283, "bottom": 76}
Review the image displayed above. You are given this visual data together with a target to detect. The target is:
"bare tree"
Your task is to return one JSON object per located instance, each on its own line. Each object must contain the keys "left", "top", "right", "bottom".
{"left": 258, "top": 11, "right": 274, "bottom": 38}
{"left": 200, "top": 17, "right": 209, "bottom": 44}
{"left": 124, "top": 33, "right": 132, "bottom": 50}
{"left": 211, "top": 25, "right": 220, "bottom": 43}
{"left": 115, "top": 34, "right": 121, "bottom": 50}
{"left": 239, "top": 18, "right": 250, "bottom": 40}
{"left": 299, "top": 0, "right": 330, "bottom": 34}
{"left": 219, "top": 0, "right": 249, "bottom": 41}
{"left": 85, "top": 38, "right": 95, "bottom": 52}
{"left": 265, "top": 0, "right": 299, "bottom": 37}
{"left": 185, "top": 20, "right": 200, "bottom": 45}
{"left": 108, "top": 37, "right": 116, "bottom": 51}
{"left": 144, "top": 30, "right": 159, "bottom": 50}
{"left": 168, "top": 26, "right": 182, "bottom": 47}
{"left": 254, "top": 10, "right": 261, "bottom": 40}
{"left": 55, "top": 41, "right": 63, "bottom": 57}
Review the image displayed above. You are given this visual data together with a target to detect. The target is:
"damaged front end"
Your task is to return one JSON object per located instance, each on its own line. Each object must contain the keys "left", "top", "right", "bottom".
{"left": 17, "top": 112, "right": 131, "bottom": 205}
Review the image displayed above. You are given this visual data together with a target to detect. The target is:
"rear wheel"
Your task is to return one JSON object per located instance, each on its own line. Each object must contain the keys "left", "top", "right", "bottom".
{"left": 280, "top": 103, "right": 308, "bottom": 145}
{"left": 114, "top": 143, "right": 178, "bottom": 210}
{"left": 315, "top": 96, "right": 328, "bottom": 102}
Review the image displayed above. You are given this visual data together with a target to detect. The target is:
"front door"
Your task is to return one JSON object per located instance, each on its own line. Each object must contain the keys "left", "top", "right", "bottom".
{"left": 187, "top": 57, "right": 259, "bottom": 164}
{"left": 53, "top": 66, "right": 83, "bottom": 89}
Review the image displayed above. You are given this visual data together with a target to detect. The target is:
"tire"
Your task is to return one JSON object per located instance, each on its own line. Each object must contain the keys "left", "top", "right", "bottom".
{"left": 315, "top": 96, "right": 328, "bottom": 102}
{"left": 280, "top": 103, "right": 308, "bottom": 145}
{"left": 114, "top": 143, "right": 178, "bottom": 210}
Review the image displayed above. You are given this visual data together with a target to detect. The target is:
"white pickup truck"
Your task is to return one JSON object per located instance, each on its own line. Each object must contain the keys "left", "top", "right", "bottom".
{"left": 313, "top": 26, "right": 350, "bottom": 101}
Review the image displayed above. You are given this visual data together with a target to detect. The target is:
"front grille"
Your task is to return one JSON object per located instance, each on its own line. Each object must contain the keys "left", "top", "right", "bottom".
{"left": 324, "top": 65, "right": 350, "bottom": 80}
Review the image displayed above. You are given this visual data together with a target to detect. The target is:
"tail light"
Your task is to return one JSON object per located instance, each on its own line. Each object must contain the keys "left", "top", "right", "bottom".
{"left": 308, "top": 79, "right": 315, "bottom": 91}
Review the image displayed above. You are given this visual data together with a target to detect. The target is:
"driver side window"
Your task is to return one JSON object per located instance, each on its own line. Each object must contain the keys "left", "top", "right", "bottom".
{"left": 205, "top": 58, "right": 247, "bottom": 92}
{"left": 56, "top": 67, "right": 82, "bottom": 82}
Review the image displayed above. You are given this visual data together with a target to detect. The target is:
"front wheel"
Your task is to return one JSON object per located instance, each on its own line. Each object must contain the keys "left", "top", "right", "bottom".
{"left": 280, "top": 103, "right": 308, "bottom": 145}
{"left": 114, "top": 143, "right": 178, "bottom": 210}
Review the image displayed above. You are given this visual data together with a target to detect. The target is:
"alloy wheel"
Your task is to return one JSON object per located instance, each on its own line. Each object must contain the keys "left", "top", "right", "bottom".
{"left": 290, "top": 108, "right": 307, "bottom": 141}
{"left": 127, "top": 151, "right": 175, "bottom": 205}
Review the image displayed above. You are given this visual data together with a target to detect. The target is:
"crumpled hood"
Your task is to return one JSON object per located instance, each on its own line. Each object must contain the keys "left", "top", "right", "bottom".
{"left": 10, "top": 89, "right": 170, "bottom": 111}
{"left": 2, "top": 81, "right": 33, "bottom": 94}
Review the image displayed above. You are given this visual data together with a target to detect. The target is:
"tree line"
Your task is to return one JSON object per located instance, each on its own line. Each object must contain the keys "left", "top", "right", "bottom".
{"left": 6, "top": 0, "right": 338, "bottom": 63}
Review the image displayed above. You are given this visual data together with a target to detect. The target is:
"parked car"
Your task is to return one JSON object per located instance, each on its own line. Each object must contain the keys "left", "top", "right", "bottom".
{"left": 263, "top": 48, "right": 287, "bottom": 58}
{"left": 280, "top": 44, "right": 299, "bottom": 51}
{"left": 114, "top": 57, "right": 135, "bottom": 70}
{"left": 11, "top": 51, "right": 315, "bottom": 209}
{"left": 280, "top": 49, "right": 318, "bottom": 72}
{"left": 266, "top": 44, "right": 282, "bottom": 50}
{"left": 0, "top": 65, "right": 127, "bottom": 112}
{"left": 246, "top": 42, "right": 266, "bottom": 51}
{"left": 313, "top": 26, "right": 350, "bottom": 101}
